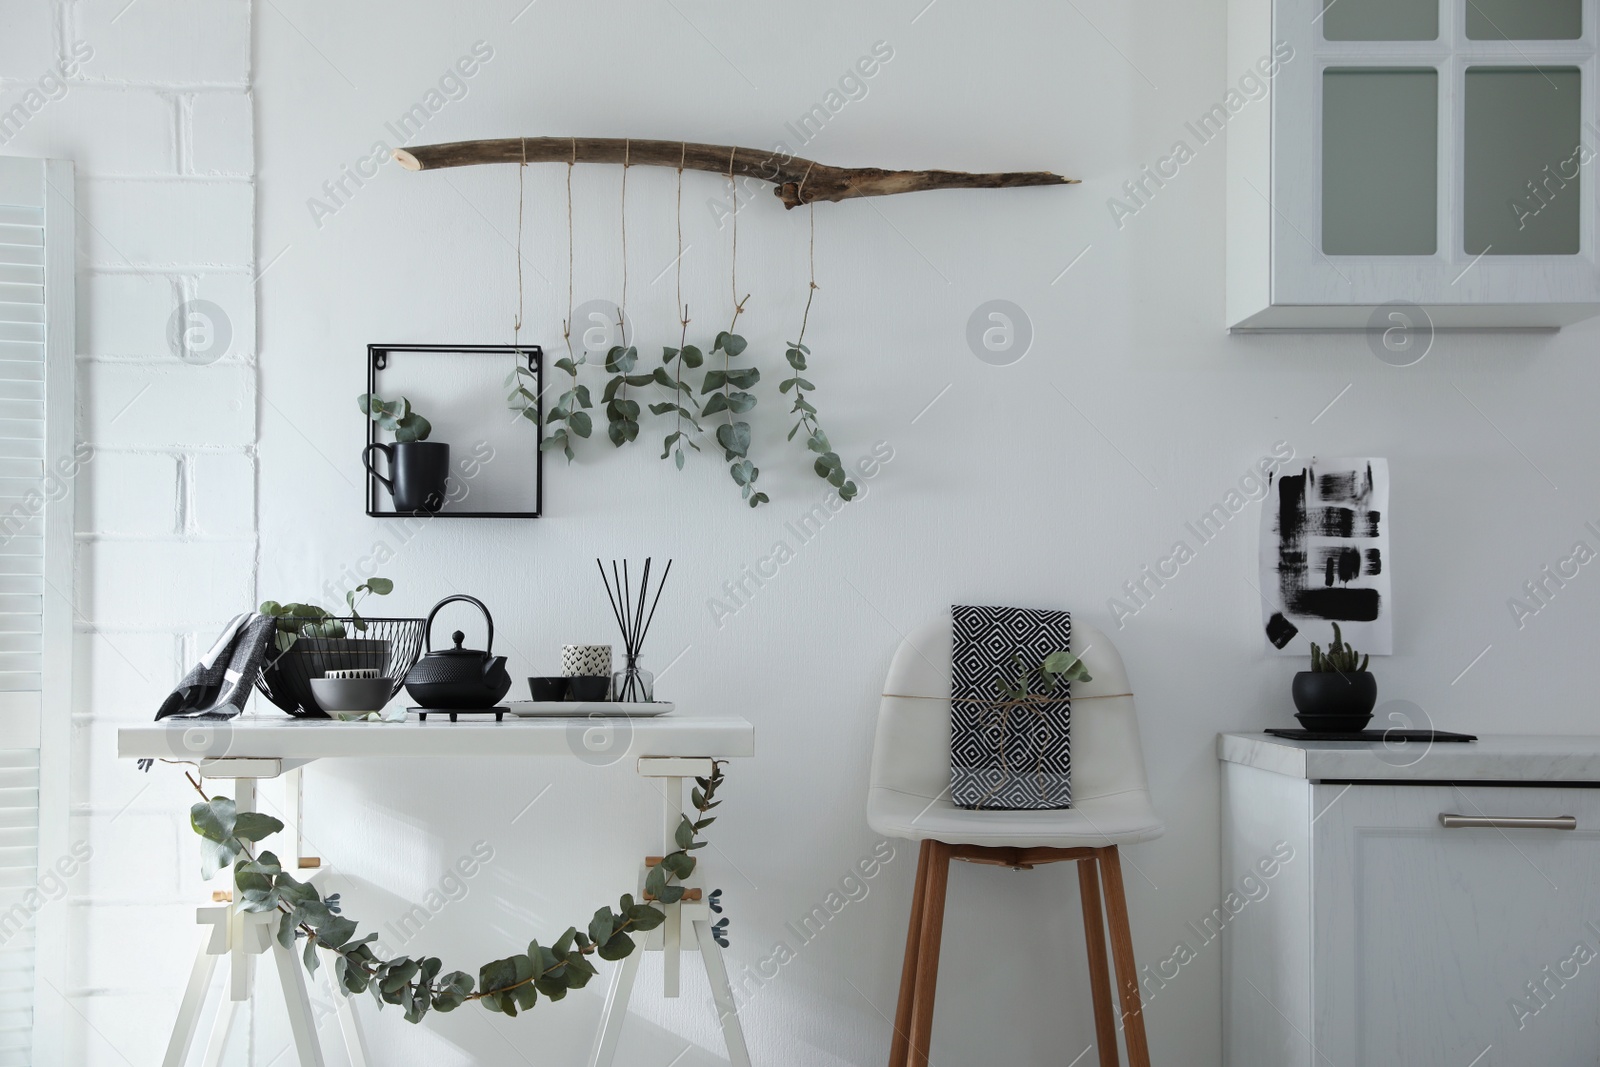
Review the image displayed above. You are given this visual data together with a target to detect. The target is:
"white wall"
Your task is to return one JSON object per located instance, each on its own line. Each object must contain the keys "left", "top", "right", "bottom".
{"left": 12, "top": 0, "right": 1600, "bottom": 1063}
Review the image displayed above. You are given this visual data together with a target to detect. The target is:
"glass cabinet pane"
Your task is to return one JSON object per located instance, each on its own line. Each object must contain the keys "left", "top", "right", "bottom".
{"left": 1322, "top": 69, "right": 1439, "bottom": 255}
{"left": 1322, "top": 0, "right": 1438, "bottom": 40}
{"left": 1466, "top": 0, "right": 1580, "bottom": 40}
{"left": 1464, "top": 67, "right": 1581, "bottom": 255}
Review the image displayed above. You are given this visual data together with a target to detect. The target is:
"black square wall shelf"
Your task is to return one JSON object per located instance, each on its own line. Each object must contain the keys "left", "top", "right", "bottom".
{"left": 364, "top": 344, "right": 543, "bottom": 518}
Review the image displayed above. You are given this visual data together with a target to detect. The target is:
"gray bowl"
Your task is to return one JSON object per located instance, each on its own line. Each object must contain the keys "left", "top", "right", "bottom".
{"left": 309, "top": 676, "right": 394, "bottom": 716}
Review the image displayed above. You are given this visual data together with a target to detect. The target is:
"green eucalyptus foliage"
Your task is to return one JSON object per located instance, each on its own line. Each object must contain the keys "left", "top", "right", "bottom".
{"left": 537, "top": 354, "right": 595, "bottom": 463}
{"left": 654, "top": 343, "right": 705, "bottom": 470}
{"left": 260, "top": 577, "right": 392, "bottom": 651}
{"left": 705, "top": 331, "right": 767, "bottom": 507}
{"left": 602, "top": 344, "right": 651, "bottom": 447}
{"left": 358, "top": 394, "right": 431, "bottom": 443}
{"left": 995, "top": 650, "right": 1092, "bottom": 702}
{"left": 780, "top": 342, "right": 857, "bottom": 501}
{"left": 187, "top": 764, "right": 730, "bottom": 1026}
{"left": 1308, "top": 622, "right": 1369, "bottom": 673}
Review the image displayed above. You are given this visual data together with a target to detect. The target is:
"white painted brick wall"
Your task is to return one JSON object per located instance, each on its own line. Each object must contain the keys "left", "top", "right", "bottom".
{"left": 72, "top": 0, "right": 251, "bottom": 87}
{"left": 187, "top": 450, "right": 256, "bottom": 537}
{"left": 76, "top": 540, "right": 255, "bottom": 629}
{"left": 77, "top": 179, "right": 254, "bottom": 267}
{"left": 0, "top": 4, "right": 55, "bottom": 74}
{"left": 76, "top": 451, "right": 180, "bottom": 535}
{"left": 79, "top": 361, "right": 256, "bottom": 449}
{"left": 0, "top": 87, "right": 179, "bottom": 174}
{"left": 192, "top": 270, "right": 258, "bottom": 358}
{"left": 76, "top": 272, "right": 178, "bottom": 358}
{"left": 187, "top": 91, "right": 254, "bottom": 175}
{"left": 5, "top": 0, "right": 265, "bottom": 1060}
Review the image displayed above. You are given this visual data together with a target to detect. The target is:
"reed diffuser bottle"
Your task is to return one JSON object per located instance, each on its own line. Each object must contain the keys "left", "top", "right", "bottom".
{"left": 597, "top": 557, "right": 671, "bottom": 704}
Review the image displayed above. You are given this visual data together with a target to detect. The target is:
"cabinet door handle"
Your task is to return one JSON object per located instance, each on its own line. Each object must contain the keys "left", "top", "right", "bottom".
{"left": 1438, "top": 813, "right": 1577, "bottom": 830}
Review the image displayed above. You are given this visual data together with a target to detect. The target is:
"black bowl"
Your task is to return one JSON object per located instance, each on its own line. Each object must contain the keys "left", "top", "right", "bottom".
{"left": 566, "top": 676, "right": 610, "bottom": 702}
{"left": 528, "top": 676, "right": 569, "bottom": 701}
{"left": 1291, "top": 670, "right": 1377, "bottom": 732}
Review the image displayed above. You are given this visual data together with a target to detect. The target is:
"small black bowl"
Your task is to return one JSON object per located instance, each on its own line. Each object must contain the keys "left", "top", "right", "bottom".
{"left": 528, "top": 676, "right": 569, "bottom": 702}
{"left": 566, "top": 676, "right": 610, "bottom": 702}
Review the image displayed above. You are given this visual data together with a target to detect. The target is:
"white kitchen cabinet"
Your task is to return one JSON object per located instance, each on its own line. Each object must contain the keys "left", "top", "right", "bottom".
{"left": 1227, "top": 0, "right": 1600, "bottom": 329}
{"left": 1221, "top": 734, "right": 1600, "bottom": 1066}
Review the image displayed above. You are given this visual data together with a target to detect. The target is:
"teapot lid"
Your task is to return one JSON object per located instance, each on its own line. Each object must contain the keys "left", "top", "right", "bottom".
{"left": 427, "top": 630, "right": 485, "bottom": 657}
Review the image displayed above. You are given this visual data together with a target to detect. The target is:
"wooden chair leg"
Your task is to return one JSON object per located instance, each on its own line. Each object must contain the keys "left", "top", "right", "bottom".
{"left": 907, "top": 840, "right": 952, "bottom": 1067}
{"left": 1077, "top": 857, "right": 1121, "bottom": 1067}
{"left": 1098, "top": 847, "right": 1151, "bottom": 1067}
{"left": 888, "top": 841, "right": 933, "bottom": 1067}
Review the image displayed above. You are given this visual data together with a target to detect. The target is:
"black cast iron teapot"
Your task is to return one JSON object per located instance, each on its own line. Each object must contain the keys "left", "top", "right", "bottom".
{"left": 403, "top": 595, "right": 512, "bottom": 709}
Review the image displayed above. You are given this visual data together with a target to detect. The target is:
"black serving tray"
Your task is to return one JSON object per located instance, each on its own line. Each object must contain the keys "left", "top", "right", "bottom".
{"left": 1264, "top": 728, "right": 1477, "bottom": 742}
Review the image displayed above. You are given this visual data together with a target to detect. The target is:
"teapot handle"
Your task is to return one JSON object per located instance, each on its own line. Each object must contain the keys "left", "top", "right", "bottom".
{"left": 424, "top": 595, "right": 495, "bottom": 654}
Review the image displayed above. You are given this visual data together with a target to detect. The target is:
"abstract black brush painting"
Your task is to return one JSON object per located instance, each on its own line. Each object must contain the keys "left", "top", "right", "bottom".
{"left": 1259, "top": 457, "right": 1392, "bottom": 655}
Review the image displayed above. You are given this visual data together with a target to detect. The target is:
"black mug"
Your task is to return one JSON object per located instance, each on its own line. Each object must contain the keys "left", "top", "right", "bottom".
{"left": 364, "top": 441, "right": 450, "bottom": 513}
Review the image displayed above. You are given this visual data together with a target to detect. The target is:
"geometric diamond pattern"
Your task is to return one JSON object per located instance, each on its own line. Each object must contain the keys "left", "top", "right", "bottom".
{"left": 950, "top": 604, "right": 1072, "bottom": 810}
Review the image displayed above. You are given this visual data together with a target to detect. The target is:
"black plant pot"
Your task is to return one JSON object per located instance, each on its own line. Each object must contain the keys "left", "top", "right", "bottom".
{"left": 1292, "top": 670, "right": 1378, "bottom": 732}
{"left": 364, "top": 441, "right": 450, "bottom": 513}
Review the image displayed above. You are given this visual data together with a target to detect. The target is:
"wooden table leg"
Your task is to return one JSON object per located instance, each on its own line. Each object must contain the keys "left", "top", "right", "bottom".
{"left": 908, "top": 841, "right": 951, "bottom": 1067}
{"left": 1098, "top": 847, "right": 1151, "bottom": 1067}
{"left": 1077, "top": 856, "right": 1121, "bottom": 1067}
{"left": 889, "top": 841, "right": 933, "bottom": 1067}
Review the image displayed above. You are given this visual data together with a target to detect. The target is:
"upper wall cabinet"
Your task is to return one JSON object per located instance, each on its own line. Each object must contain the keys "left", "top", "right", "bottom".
{"left": 1227, "top": 0, "right": 1600, "bottom": 329}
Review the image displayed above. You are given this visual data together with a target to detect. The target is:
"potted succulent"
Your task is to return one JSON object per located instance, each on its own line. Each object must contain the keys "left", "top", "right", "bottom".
{"left": 359, "top": 392, "right": 449, "bottom": 513}
{"left": 1291, "top": 623, "right": 1377, "bottom": 732}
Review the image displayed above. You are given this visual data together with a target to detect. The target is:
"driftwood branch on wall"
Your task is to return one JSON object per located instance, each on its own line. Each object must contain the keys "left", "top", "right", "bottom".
{"left": 392, "top": 137, "right": 1076, "bottom": 208}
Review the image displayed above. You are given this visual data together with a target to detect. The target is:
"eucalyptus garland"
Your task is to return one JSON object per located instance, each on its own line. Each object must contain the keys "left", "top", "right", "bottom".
{"left": 183, "top": 763, "right": 729, "bottom": 1024}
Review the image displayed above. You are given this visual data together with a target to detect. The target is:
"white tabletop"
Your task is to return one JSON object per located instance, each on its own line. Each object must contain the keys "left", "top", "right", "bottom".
{"left": 1218, "top": 732, "right": 1600, "bottom": 783}
{"left": 119, "top": 714, "right": 754, "bottom": 762}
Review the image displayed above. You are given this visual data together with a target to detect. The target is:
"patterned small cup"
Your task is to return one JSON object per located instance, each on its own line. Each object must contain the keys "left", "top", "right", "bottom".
{"left": 561, "top": 644, "right": 612, "bottom": 678}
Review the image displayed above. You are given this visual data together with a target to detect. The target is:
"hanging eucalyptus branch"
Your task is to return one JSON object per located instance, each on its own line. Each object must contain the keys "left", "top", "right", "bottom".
{"left": 541, "top": 157, "right": 595, "bottom": 463}
{"left": 182, "top": 763, "right": 729, "bottom": 1024}
{"left": 540, "top": 352, "right": 593, "bottom": 462}
{"left": 603, "top": 337, "right": 647, "bottom": 447}
{"left": 782, "top": 203, "right": 856, "bottom": 500}
{"left": 706, "top": 320, "right": 765, "bottom": 507}
{"left": 655, "top": 153, "right": 705, "bottom": 471}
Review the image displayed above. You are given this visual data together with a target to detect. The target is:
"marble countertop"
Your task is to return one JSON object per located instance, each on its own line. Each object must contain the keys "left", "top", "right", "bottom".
{"left": 1218, "top": 733, "right": 1600, "bottom": 782}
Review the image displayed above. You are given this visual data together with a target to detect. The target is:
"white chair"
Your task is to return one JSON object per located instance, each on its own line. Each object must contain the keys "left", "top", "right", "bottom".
{"left": 868, "top": 617, "right": 1164, "bottom": 1067}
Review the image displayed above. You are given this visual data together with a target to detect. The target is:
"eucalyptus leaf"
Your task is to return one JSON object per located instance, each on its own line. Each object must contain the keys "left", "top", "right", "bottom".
{"left": 716, "top": 422, "right": 751, "bottom": 459}
{"left": 191, "top": 798, "right": 236, "bottom": 842}
{"left": 232, "top": 812, "right": 284, "bottom": 842}
{"left": 318, "top": 916, "right": 358, "bottom": 950}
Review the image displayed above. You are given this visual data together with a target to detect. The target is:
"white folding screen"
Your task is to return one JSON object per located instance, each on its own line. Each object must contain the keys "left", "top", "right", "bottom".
{"left": 0, "top": 156, "right": 76, "bottom": 1067}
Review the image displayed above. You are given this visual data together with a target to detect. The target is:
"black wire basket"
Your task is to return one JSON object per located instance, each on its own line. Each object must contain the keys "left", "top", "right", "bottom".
{"left": 254, "top": 617, "right": 427, "bottom": 718}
